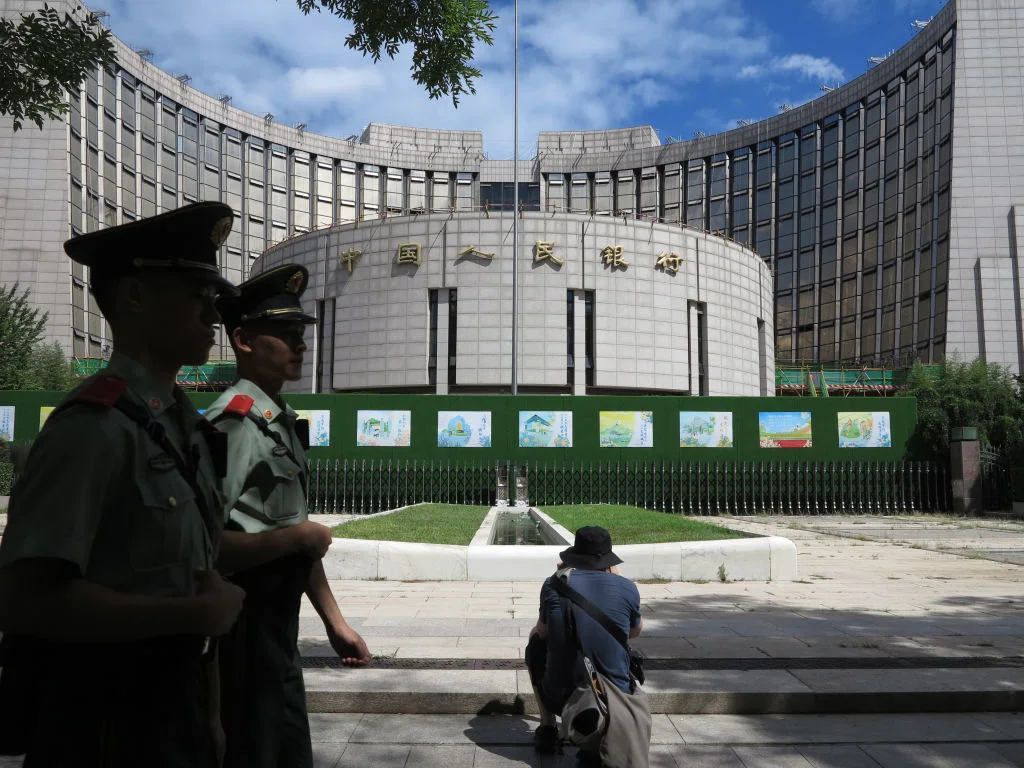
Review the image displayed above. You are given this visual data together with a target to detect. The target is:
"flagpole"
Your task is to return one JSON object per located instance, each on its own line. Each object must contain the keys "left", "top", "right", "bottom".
{"left": 511, "top": 0, "right": 519, "bottom": 396}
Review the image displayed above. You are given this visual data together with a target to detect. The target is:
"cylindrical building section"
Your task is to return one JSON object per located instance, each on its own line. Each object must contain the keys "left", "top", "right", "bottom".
{"left": 257, "top": 212, "right": 774, "bottom": 396}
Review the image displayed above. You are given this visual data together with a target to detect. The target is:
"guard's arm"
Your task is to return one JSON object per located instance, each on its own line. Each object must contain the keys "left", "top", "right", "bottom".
{"left": 0, "top": 558, "right": 242, "bottom": 642}
{"left": 306, "top": 559, "right": 371, "bottom": 665}
{"left": 217, "top": 521, "right": 331, "bottom": 574}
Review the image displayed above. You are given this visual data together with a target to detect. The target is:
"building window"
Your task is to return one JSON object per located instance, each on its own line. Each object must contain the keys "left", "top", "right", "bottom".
{"left": 428, "top": 289, "right": 438, "bottom": 387}
{"left": 448, "top": 289, "right": 457, "bottom": 385}
{"left": 567, "top": 291, "right": 575, "bottom": 386}
{"left": 584, "top": 290, "right": 595, "bottom": 388}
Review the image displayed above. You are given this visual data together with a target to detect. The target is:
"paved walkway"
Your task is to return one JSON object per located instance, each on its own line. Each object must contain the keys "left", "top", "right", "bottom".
{"left": 299, "top": 711, "right": 1024, "bottom": 767}
{"left": 0, "top": 712, "right": 1021, "bottom": 767}
{"left": 2, "top": 513, "right": 1023, "bottom": 765}
{"left": 300, "top": 514, "right": 1024, "bottom": 661}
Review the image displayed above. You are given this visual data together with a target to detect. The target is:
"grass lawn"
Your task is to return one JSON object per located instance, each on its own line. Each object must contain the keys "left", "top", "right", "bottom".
{"left": 330, "top": 503, "right": 490, "bottom": 546}
{"left": 539, "top": 504, "right": 751, "bottom": 545}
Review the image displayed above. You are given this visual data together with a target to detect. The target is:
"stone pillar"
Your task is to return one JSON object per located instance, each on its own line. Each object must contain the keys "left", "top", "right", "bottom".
{"left": 573, "top": 290, "right": 586, "bottom": 396}
{"left": 435, "top": 288, "right": 450, "bottom": 395}
{"left": 950, "top": 427, "right": 983, "bottom": 516}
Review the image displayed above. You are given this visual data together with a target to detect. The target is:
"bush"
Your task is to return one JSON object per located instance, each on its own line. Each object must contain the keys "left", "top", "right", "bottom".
{"left": 904, "top": 356, "right": 1024, "bottom": 461}
{"left": 0, "top": 462, "right": 12, "bottom": 496}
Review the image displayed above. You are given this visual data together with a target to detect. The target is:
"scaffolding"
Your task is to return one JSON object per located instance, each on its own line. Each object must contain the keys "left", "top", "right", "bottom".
{"left": 74, "top": 359, "right": 237, "bottom": 392}
{"left": 775, "top": 363, "right": 910, "bottom": 397}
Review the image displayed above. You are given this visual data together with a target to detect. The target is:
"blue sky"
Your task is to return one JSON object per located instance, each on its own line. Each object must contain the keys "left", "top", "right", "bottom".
{"left": 104, "top": 0, "right": 948, "bottom": 158}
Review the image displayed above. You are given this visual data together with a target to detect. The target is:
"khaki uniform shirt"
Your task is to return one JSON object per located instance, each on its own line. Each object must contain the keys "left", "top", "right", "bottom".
{"left": 0, "top": 353, "right": 224, "bottom": 598}
{"left": 205, "top": 379, "right": 308, "bottom": 533}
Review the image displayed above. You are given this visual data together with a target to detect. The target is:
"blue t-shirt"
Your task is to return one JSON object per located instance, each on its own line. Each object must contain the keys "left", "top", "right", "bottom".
{"left": 539, "top": 568, "right": 642, "bottom": 703}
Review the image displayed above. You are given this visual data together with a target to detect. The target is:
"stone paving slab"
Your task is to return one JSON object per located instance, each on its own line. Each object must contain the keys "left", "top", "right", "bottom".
{"left": 291, "top": 515, "right": 1024, "bottom": 716}
{"left": 1, "top": 713, "right": 1022, "bottom": 767}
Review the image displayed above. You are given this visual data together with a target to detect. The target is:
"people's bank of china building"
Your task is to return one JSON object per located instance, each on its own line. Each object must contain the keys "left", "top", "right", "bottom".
{"left": 2, "top": 0, "right": 1023, "bottom": 396}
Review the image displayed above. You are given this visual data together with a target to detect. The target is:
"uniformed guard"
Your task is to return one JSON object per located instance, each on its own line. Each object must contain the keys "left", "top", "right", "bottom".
{"left": 0, "top": 201, "right": 247, "bottom": 767}
{"left": 207, "top": 263, "right": 370, "bottom": 768}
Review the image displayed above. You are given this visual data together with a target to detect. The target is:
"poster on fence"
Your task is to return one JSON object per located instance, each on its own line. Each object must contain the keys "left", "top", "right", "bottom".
{"left": 437, "top": 411, "right": 491, "bottom": 448}
{"left": 599, "top": 411, "right": 653, "bottom": 448}
{"left": 356, "top": 410, "right": 411, "bottom": 447}
{"left": 0, "top": 407, "right": 13, "bottom": 443}
{"left": 293, "top": 409, "right": 331, "bottom": 447}
{"left": 758, "top": 411, "right": 812, "bottom": 448}
{"left": 679, "top": 411, "right": 733, "bottom": 448}
{"left": 838, "top": 411, "right": 892, "bottom": 448}
{"left": 39, "top": 406, "right": 55, "bottom": 431}
{"left": 518, "top": 411, "right": 573, "bottom": 448}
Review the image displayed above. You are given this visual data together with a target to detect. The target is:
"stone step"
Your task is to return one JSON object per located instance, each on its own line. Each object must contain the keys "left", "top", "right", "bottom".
{"left": 301, "top": 665, "right": 1024, "bottom": 715}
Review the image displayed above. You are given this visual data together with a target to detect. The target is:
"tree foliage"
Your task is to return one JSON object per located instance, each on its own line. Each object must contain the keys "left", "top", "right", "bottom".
{"left": 23, "top": 342, "right": 77, "bottom": 391}
{"left": 0, "top": 284, "right": 47, "bottom": 390}
{"left": 295, "top": 0, "right": 497, "bottom": 106}
{"left": 0, "top": 4, "right": 116, "bottom": 131}
{"left": 903, "top": 356, "right": 1024, "bottom": 462}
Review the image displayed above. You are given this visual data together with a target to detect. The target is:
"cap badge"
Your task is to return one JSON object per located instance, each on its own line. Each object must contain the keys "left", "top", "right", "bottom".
{"left": 286, "top": 270, "right": 305, "bottom": 294}
{"left": 210, "top": 216, "right": 233, "bottom": 247}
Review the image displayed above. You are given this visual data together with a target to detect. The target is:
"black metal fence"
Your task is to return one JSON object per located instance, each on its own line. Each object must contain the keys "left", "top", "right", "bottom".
{"left": 981, "top": 449, "right": 1012, "bottom": 511}
{"left": 306, "top": 459, "right": 495, "bottom": 515}
{"left": 306, "top": 459, "right": 951, "bottom": 515}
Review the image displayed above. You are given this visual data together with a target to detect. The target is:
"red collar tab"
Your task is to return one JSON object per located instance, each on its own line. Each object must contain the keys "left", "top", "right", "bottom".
{"left": 74, "top": 374, "right": 128, "bottom": 407}
{"left": 224, "top": 394, "right": 255, "bottom": 416}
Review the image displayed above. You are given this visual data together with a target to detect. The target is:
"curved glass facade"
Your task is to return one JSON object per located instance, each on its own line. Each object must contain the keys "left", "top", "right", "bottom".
{"left": 5, "top": 0, "right": 1022, "bottom": 373}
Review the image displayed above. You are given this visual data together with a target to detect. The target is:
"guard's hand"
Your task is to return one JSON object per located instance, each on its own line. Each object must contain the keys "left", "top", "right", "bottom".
{"left": 194, "top": 569, "right": 245, "bottom": 636}
{"left": 328, "top": 623, "right": 371, "bottom": 667}
{"left": 291, "top": 520, "right": 333, "bottom": 559}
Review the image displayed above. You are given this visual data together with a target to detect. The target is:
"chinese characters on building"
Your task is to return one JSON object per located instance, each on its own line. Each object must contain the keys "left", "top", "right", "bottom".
{"left": 338, "top": 240, "right": 685, "bottom": 275}
{"left": 339, "top": 248, "right": 361, "bottom": 274}
{"left": 459, "top": 245, "right": 495, "bottom": 261}
{"left": 396, "top": 243, "right": 422, "bottom": 266}
{"left": 534, "top": 241, "right": 563, "bottom": 265}
{"left": 655, "top": 251, "right": 683, "bottom": 274}
{"left": 601, "top": 245, "right": 628, "bottom": 269}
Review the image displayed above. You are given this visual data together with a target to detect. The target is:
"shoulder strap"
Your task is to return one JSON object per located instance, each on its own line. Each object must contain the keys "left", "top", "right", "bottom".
{"left": 114, "top": 397, "right": 211, "bottom": 520}
{"left": 551, "top": 572, "right": 630, "bottom": 652}
{"left": 212, "top": 397, "right": 304, "bottom": 470}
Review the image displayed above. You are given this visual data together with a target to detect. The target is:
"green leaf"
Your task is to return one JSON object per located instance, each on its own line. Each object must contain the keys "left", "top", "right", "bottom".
{"left": 295, "top": 0, "right": 497, "bottom": 106}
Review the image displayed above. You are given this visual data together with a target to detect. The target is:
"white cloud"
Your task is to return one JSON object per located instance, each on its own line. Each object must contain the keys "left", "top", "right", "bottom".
{"left": 810, "top": 0, "right": 857, "bottom": 21}
{"left": 736, "top": 54, "right": 844, "bottom": 85}
{"left": 103, "top": 0, "right": 772, "bottom": 157}
{"left": 773, "top": 54, "right": 845, "bottom": 83}
{"left": 285, "top": 67, "right": 386, "bottom": 102}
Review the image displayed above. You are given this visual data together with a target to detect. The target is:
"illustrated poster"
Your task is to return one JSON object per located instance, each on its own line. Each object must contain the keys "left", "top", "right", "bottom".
{"left": 0, "top": 407, "right": 13, "bottom": 443}
{"left": 758, "top": 411, "right": 812, "bottom": 448}
{"left": 679, "top": 411, "right": 733, "bottom": 448}
{"left": 38, "top": 407, "right": 55, "bottom": 431}
{"left": 293, "top": 409, "right": 331, "bottom": 447}
{"left": 599, "top": 411, "right": 653, "bottom": 448}
{"left": 518, "top": 411, "right": 573, "bottom": 448}
{"left": 838, "top": 411, "right": 892, "bottom": 448}
{"left": 437, "top": 411, "right": 491, "bottom": 448}
{"left": 357, "top": 410, "right": 412, "bottom": 447}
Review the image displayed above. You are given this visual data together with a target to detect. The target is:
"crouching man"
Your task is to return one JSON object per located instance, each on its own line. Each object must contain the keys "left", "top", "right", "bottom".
{"left": 526, "top": 526, "right": 645, "bottom": 768}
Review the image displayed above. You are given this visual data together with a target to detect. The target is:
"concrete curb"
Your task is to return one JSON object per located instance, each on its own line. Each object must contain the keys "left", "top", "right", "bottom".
{"left": 306, "top": 689, "right": 1024, "bottom": 715}
{"left": 323, "top": 509, "right": 798, "bottom": 581}
{"left": 303, "top": 667, "right": 1024, "bottom": 715}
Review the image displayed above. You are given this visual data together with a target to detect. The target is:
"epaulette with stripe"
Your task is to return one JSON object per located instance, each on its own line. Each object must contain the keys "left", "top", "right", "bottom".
{"left": 223, "top": 394, "right": 254, "bottom": 416}
{"left": 72, "top": 374, "right": 128, "bottom": 407}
